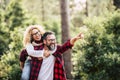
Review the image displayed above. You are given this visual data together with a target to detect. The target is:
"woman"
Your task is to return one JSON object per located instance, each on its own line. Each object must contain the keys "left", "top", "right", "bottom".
{"left": 20, "top": 25, "right": 47, "bottom": 80}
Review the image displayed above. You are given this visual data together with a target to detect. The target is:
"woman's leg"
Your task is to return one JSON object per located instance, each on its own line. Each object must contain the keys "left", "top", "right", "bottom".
{"left": 21, "top": 59, "right": 31, "bottom": 80}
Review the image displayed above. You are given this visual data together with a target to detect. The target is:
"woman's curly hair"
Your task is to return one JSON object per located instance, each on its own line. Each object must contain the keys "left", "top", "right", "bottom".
{"left": 23, "top": 25, "right": 45, "bottom": 47}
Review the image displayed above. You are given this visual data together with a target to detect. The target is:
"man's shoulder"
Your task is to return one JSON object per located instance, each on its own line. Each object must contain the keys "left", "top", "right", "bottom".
{"left": 56, "top": 44, "right": 61, "bottom": 48}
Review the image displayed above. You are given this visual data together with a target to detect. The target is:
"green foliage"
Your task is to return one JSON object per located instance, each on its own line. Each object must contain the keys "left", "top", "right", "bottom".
{"left": 5, "top": 0, "right": 32, "bottom": 31}
{"left": 0, "top": 0, "right": 35, "bottom": 54}
{"left": 5, "top": 0, "right": 24, "bottom": 30}
{"left": 105, "top": 10, "right": 120, "bottom": 35}
{"left": 43, "top": 19, "right": 61, "bottom": 43}
{"left": 0, "top": 50, "right": 21, "bottom": 80}
{"left": 23, "top": 0, "right": 60, "bottom": 22}
{"left": 9, "top": 27, "right": 23, "bottom": 51}
{"left": 73, "top": 11, "right": 120, "bottom": 80}
{"left": 0, "top": 28, "right": 23, "bottom": 80}
{"left": 0, "top": 9, "right": 9, "bottom": 55}
{"left": 0, "top": 0, "right": 36, "bottom": 79}
{"left": 1, "top": 0, "right": 120, "bottom": 79}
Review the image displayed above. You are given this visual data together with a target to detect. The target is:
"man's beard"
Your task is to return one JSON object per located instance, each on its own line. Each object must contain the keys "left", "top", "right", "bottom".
{"left": 47, "top": 44, "right": 56, "bottom": 51}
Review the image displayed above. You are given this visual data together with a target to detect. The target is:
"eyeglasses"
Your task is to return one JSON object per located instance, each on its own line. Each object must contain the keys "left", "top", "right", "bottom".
{"left": 31, "top": 31, "right": 41, "bottom": 36}
{"left": 47, "top": 39, "right": 56, "bottom": 42}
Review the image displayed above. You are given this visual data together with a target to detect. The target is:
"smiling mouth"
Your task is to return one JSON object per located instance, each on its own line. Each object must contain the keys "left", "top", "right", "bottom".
{"left": 36, "top": 37, "right": 41, "bottom": 39}
{"left": 51, "top": 44, "right": 55, "bottom": 50}
{"left": 47, "top": 44, "right": 55, "bottom": 51}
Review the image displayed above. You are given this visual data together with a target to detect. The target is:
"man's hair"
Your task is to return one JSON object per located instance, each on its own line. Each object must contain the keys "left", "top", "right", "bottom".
{"left": 42, "top": 31, "right": 55, "bottom": 40}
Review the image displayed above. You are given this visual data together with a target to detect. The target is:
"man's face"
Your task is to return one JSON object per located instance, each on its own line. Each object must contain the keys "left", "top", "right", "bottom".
{"left": 44, "top": 34, "right": 56, "bottom": 51}
{"left": 31, "top": 29, "right": 41, "bottom": 41}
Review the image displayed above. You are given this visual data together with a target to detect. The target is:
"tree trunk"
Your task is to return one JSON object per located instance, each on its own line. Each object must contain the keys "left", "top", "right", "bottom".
{"left": 85, "top": 0, "right": 88, "bottom": 17}
{"left": 60, "top": 0, "right": 72, "bottom": 79}
{"left": 113, "top": 0, "right": 120, "bottom": 9}
{"left": 41, "top": 0, "right": 45, "bottom": 21}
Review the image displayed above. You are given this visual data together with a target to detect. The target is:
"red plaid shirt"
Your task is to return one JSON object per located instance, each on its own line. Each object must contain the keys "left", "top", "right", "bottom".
{"left": 20, "top": 40, "right": 73, "bottom": 80}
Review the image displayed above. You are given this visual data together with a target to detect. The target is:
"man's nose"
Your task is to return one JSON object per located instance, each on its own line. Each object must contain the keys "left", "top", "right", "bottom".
{"left": 51, "top": 41, "right": 55, "bottom": 43}
{"left": 50, "top": 39, "right": 55, "bottom": 43}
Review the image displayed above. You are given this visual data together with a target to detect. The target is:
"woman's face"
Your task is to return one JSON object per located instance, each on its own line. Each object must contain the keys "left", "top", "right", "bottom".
{"left": 31, "top": 28, "right": 41, "bottom": 41}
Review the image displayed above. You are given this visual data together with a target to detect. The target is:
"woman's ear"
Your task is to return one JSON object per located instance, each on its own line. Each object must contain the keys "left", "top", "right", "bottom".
{"left": 30, "top": 36, "right": 33, "bottom": 43}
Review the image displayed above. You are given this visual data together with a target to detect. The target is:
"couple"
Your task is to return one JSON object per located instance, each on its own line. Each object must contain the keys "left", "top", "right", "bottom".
{"left": 19, "top": 25, "right": 84, "bottom": 80}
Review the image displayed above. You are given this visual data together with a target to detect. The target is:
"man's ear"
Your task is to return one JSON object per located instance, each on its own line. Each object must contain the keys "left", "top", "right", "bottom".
{"left": 43, "top": 40, "right": 46, "bottom": 44}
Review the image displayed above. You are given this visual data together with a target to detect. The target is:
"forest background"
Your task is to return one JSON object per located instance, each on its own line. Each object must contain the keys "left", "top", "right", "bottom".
{"left": 0, "top": 0, "right": 120, "bottom": 80}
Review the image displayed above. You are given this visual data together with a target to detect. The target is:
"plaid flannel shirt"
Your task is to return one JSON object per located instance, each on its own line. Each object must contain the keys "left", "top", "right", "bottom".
{"left": 20, "top": 45, "right": 43, "bottom": 80}
{"left": 20, "top": 40, "right": 73, "bottom": 80}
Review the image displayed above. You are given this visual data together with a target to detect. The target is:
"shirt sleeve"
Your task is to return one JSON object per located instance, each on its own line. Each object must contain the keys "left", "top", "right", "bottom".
{"left": 26, "top": 43, "right": 44, "bottom": 57}
{"left": 19, "top": 49, "right": 28, "bottom": 62}
{"left": 56, "top": 39, "right": 73, "bottom": 54}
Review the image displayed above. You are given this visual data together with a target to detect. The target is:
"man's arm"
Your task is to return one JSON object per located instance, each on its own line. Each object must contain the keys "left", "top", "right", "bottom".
{"left": 70, "top": 33, "right": 84, "bottom": 45}
{"left": 55, "top": 33, "right": 84, "bottom": 54}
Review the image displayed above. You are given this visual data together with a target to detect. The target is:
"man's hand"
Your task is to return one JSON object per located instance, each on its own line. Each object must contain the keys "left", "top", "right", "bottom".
{"left": 70, "top": 33, "right": 84, "bottom": 45}
{"left": 37, "top": 57, "right": 43, "bottom": 60}
{"left": 75, "top": 33, "right": 84, "bottom": 39}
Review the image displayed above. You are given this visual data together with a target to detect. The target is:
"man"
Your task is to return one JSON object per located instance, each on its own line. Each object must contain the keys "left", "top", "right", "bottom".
{"left": 20, "top": 31, "right": 84, "bottom": 80}
{"left": 37, "top": 31, "right": 84, "bottom": 80}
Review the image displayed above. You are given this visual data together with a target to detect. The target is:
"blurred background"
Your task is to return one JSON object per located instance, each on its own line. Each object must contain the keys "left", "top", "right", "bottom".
{"left": 0, "top": 0, "right": 120, "bottom": 80}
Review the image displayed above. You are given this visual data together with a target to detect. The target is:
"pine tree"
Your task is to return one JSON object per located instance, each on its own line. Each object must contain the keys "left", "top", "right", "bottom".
{"left": 5, "top": 0, "right": 28, "bottom": 31}
{"left": 0, "top": 2, "right": 9, "bottom": 55}
{"left": 0, "top": 0, "right": 35, "bottom": 79}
